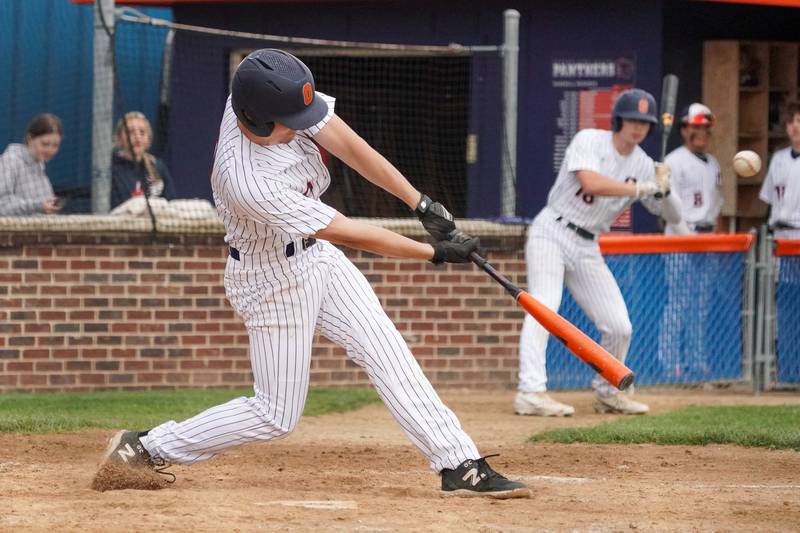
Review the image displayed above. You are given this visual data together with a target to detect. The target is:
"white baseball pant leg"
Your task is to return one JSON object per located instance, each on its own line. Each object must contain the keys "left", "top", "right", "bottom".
{"left": 518, "top": 218, "right": 567, "bottom": 393}
{"left": 315, "top": 245, "right": 480, "bottom": 472}
{"left": 140, "top": 244, "right": 325, "bottom": 464}
{"left": 565, "top": 245, "right": 633, "bottom": 398}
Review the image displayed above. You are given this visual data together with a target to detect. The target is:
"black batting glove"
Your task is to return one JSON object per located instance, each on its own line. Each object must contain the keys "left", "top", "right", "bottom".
{"left": 416, "top": 194, "right": 456, "bottom": 241}
{"left": 430, "top": 231, "right": 480, "bottom": 265}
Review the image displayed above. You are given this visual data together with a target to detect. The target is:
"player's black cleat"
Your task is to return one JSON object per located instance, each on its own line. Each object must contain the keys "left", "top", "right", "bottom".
{"left": 95, "top": 430, "right": 175, "bottom": 485}
{"left": 440, "top": 455, "right": 531, "bottom": 499}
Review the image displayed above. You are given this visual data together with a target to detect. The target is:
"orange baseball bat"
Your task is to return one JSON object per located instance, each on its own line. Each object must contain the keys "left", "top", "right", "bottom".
{"left": 470, "top": 252, "right": 634, "bottom": 391}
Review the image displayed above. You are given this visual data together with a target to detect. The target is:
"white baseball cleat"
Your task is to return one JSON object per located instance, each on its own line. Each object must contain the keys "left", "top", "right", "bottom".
{"left": 514, "top": 392, "right": 575, "bottom": 417}
{"left": 593, "top": 394, "right": 649, "bottom": 415}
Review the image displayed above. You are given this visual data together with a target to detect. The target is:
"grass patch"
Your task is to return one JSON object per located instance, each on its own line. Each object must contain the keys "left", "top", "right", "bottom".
{"left": 530, "top": 405, "right": 800, "bottom": 450}
{"left": 0, "top": 387, "right": 380, "bottom": 434}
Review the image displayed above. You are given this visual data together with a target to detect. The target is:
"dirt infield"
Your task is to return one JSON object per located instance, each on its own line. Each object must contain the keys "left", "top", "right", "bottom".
{"left": 2, "top": 390, "right": 799, "bottom": 532}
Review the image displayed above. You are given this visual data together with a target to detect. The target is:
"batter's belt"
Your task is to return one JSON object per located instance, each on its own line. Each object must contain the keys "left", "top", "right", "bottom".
{"left": 554, "top": 216, "right": 596, "bottom": 241}
{"left": 229, "top": 237, "right": 316, "bottom": 261}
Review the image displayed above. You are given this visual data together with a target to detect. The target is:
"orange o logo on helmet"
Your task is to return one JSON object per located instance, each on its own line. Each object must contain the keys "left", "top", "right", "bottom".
{"left": 302, "top": 82, "right": 313, "bottom": 106}
{"left": 638, "top": 98, "right": 649, "bottom": 113}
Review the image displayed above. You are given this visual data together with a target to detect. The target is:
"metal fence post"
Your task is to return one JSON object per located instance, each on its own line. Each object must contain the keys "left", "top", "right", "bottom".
{"left": 764, "top": 231, "right": 777, "bottom": 388}
{"left": 501, "top": 9, "right": 519, "bottom": 217}
{"left": 742, "top": 230, "right": 757, "bottom": 384}
{"left": 91, "top": 0, "right": 115, "bottom": 214}
{"left": 753, "top": 225, "right": 767, "bottom": 393}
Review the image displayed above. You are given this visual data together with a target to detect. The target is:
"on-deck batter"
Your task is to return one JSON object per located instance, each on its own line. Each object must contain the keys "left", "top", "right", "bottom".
{"left": 658, "top": 103, "right": 720, "bottom": 379}
{"left": 663, "top": 103, "right": 721, "bottom": 235}
{"left": 94, "top": 48, "right": 529, "bottom": 499}
{"left": 515, "top": 88, "right": 684, "bottom": 417}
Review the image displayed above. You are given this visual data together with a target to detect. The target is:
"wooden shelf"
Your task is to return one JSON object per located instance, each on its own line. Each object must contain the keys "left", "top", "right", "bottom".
{"left": 703, "top": 40, "right": 798, "bottom": 225}
{"left": 739, "top": 130, "right": 766, "bottom": 139}
{"left": 738, "top": 175, "right": 765, "bottom": 186}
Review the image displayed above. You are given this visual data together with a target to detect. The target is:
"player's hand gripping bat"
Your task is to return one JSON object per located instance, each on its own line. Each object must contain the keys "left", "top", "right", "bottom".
{"left": 469, "top": 252, "right": 634, "bottom": 391}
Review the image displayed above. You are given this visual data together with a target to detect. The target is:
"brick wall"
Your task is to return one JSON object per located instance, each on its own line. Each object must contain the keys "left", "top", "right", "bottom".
{"left": 0, "top": 229, "right": 526, "bottom": 392}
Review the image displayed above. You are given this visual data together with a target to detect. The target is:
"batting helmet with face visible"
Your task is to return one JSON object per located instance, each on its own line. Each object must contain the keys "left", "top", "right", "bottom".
{"left": 230, "top": 48, "right": 328, "bottom": 137}
{"left": 611, "top": 88, "right": 658, "bottom": 133}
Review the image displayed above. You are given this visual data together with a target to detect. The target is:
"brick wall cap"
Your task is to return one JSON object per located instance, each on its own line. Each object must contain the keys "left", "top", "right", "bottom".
{"left": 0, "top": 216, "right": 527, "bottom": 239}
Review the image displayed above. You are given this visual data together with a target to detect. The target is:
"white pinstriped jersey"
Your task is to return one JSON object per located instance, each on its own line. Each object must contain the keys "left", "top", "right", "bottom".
{"left": 211, "top": 93, "right": 338, "bottom": 253}
{"left": 760, "top": 147, "right": 800, "bottom": 238}
{"left": 664, "top": 146, "right": 721, "bottom": 229}
{"left": 546, "top": 129, "right": 660, "bottom": 234}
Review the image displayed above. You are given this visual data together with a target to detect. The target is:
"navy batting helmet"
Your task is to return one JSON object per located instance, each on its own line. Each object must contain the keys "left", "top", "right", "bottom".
{"left": 611, "top": 89, "right": 658, "bottom": 133}
{"left": 230, "top": 49, "right": 328, "bottom": 137}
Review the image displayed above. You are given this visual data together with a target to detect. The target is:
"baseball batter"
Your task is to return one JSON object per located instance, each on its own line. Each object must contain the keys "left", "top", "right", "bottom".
{"left": 515, "top": 89, "right": 684, "bottom": 417}
{"left": 760, "top": 101, "right": 800, "bottom": 240}
{"left": 94, "top": 49, "right": 529, "bottom": 499}
{"left": 663, "top": 103, "right": 721, "bottom": 235}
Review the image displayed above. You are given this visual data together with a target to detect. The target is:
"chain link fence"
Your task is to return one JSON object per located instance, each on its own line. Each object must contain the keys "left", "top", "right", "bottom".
{"left": 545, "top": 236, "right": 753, "bottom": 390}
{"left": 775, "top": 241, "right": 800, "bottom": 385}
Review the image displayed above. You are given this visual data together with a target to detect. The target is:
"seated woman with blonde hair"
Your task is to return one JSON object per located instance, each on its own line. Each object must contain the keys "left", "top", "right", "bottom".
{"left": 111, "top": 111, "right": 176, "bottom": 209}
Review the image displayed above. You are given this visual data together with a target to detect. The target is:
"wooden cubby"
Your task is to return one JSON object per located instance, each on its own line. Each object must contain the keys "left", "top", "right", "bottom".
{"left": 703, "top": 40, "right": 799, "bottom": 230}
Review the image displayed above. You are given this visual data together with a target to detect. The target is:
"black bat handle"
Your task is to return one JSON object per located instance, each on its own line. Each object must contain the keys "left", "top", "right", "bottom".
{"left": 469, "top": 252, "right": 522, "bottom": 299}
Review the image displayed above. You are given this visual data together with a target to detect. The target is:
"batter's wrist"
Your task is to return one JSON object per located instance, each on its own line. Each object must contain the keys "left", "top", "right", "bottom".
{"left": 415, "top": 193, "right": 432, "bottom": 214}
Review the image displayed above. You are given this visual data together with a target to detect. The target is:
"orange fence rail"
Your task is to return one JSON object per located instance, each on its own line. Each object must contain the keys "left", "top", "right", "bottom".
{"left": 775, "top": 240, "right": 800, "bottom": 256}
{"left": 598, "top": 233, "right": 755, "bottom": 255}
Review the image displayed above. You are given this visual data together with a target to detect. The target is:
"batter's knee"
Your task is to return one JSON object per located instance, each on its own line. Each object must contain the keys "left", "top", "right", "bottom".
{"left": 250, "top": 397, "right": 299, "bottom": 439}
{"left": 599, "top": 317, "right": 633, "bottom": 344}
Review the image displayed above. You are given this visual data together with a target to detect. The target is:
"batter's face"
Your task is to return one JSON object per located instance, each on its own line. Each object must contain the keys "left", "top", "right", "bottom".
{"left": 238, "top": 121, "right": 297, "bottom": 145}
{"left": 681, "top": 124, "right": 712, "bottom": 153}
{"left": 617, "top": 119, "right": 650, "bottom": 147}
{"left": 27, "top": 133, "right": 62, "bottom": 163}
{"left": 786, "top": 113, "right": 800, "bottom": 148}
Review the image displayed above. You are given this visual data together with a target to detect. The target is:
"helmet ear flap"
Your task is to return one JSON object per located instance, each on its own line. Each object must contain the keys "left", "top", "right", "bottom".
{"left": 239, "top": 109, "right": 275, "bottom": 137}
{"left": 261, "top": 122, "right": 276, "bottom": 137}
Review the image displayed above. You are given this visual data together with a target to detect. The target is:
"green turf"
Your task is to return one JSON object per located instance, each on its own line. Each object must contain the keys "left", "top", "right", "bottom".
{"left": 0, "top": 387, "right": 381, "bottom": 434}
{"left": 530, "top": 405, "right": 800, "bottom": 450}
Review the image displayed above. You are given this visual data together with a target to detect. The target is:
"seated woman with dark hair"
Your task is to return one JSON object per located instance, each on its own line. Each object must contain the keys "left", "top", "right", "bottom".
{"left": 0, "top": 113, "right": 64, "bottom": 215}
{"left": 111, "top": 111, "right": 176, "bottom": 209}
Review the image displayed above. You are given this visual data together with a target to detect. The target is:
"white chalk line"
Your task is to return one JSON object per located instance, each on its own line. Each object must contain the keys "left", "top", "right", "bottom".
{"left": 254, "top": 500, "right": 358, "bottom": 510}
{"left": 520, "top": 475, "right": 800, "bottom": 490}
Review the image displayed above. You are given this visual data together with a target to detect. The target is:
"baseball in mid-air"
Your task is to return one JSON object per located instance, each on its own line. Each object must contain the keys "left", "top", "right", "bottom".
{"left": 733, "top": 150, "right": 762, "bottom": 177}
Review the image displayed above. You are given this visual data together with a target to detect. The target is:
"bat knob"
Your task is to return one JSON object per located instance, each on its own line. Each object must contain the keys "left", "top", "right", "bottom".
{"left": 617, "top": 372, "right": 635, "bottom": 391}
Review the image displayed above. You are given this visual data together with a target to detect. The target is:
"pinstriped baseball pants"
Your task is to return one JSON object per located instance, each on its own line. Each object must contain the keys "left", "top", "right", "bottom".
{"left": 518, "top": 208, "right": 632, "bottom": 397}
{"left": 141, "top": 240, "right": 479, "bottom": 472}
